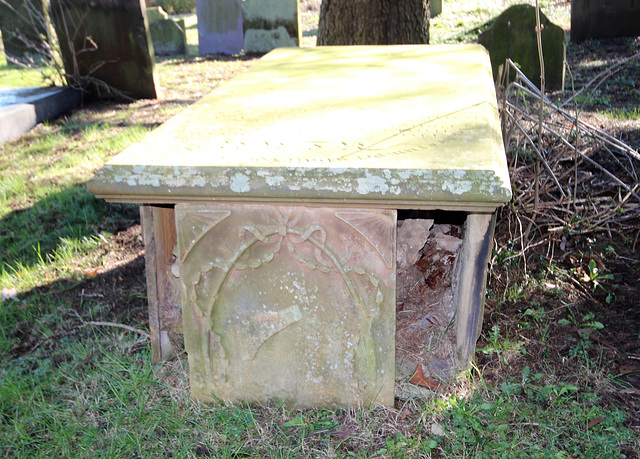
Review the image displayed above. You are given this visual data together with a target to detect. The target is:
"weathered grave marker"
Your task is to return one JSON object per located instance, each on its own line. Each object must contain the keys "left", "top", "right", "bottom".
{"left": 478, "top": 4, "right": 566, "bottom": 91}
{"left": 571, "top": 0, "right": 640, "bottom": 41}
{"left": 196, "top": 0, "right": 244, "bottom": 55}
{"left": 88, "top": 45, "right": 511, "bottom": 407}
{"left": 150, "top": 18, "right": 187, "bottom": 55}
{"left": 431, "top": 0, "right": 442, "bottom": 18}
{"left": 242, "top": 0, "right": 300, "bottom": 54}
{"left": 0, "top": 0, "right": 51, "bottom": 64}
{"left": 50, "top": 0, "right": 158, "bottom": 99}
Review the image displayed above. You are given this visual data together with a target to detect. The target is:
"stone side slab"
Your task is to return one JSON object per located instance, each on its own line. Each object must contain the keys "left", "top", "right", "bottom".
{"left": 176, "top": 203, "right": 397, "bottom": 407}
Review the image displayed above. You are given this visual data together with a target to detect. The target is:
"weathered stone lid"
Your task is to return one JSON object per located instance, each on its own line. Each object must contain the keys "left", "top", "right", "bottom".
{"left": 87, "top": 44, "right": 511, "bottom": 211}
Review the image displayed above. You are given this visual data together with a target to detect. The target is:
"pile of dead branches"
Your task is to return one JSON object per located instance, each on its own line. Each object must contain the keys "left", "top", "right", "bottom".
{"left": 497, "top": 57, "right": 640, "bottom": 261}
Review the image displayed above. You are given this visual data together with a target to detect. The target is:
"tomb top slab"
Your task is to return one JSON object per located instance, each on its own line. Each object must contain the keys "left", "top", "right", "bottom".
{"left": 88, "top": 45, "right": 511, "bottom": 211}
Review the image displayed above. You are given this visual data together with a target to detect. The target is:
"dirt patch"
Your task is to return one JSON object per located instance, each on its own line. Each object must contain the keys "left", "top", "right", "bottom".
{"left": 483, "top": 246, "right": 640, "bottom": 433}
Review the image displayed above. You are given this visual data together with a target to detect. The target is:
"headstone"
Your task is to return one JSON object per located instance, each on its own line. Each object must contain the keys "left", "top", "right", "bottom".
{"left": 478, "top": 4, "right": 566, "bottom": 91}
{"left": 241, "top": 0, "right": 300, "bottom": 54}
{"left": 196, "top": 0, "right": 244, "bottom": 55}
{"left": 571, "top": 0, "right": 640, "bottom": 42}
{"left": 150, "top": 19, "right": 188, "bottom": 55}
{"left": 147, "top": 6, "right": 170, "bottom": 23}
{"left": 50, "top": 0, "right": 158, "bottom": 100}
{"left": 0, "top": 0, "right": 51, "bottom": 64}
{"left": 430, "top": 0, "right": 442, "bottom": 19}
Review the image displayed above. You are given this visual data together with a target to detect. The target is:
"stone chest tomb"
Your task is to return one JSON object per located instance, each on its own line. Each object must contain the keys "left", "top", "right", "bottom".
{"left": 88, "top": 45, "right": 511, "bottom": 407}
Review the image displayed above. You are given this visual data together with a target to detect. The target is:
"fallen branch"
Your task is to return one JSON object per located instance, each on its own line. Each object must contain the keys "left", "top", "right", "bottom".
{"left": 72, "top": 309, "right": 150, "bottom": 339}
{"left": 80, "top": 320, "right": 151, "bottom": 339}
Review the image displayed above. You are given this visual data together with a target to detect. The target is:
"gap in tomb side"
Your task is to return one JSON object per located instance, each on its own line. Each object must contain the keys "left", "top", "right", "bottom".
{"left": 395, "top": 209, "right": 467, "bottom": 398}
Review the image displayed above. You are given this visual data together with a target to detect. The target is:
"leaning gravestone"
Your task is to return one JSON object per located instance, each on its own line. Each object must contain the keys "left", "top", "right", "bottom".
{"left": 50, "top": 0, "right": 158, "bottom": 99}
{"left": 196, "top": 0, "right": 244, "bottom": 55}
{"left": 571, "top": 0, "right": 640, "bottom": 41}
{"left": 150, "top": 19, "right": 188, "bottom": 55}
{"left": 478, "top": 4, "right": 566, "bottom": 91}
{"left": 241, "top": 0, "right": 300, "bottom": 54}
{"left": 0, "top": 0, "right": 51, "bottom": 64}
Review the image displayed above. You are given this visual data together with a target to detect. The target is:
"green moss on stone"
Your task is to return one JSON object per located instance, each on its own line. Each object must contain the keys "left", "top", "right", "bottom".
{"left": 478, "top": 4, "right": 566, "bottom": 91}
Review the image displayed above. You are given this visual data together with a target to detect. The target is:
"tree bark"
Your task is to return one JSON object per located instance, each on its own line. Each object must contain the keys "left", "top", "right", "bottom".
{"left": 317, "top": 0, "right": 429, "bottom": 46}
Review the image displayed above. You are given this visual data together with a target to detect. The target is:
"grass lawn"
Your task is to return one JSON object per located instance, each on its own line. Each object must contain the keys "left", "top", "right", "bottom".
{"left": 1, "top": 1, "right": 639, "bottom": 457}
{"left": 0, "top": 53, "right": 49, "bottom": 88}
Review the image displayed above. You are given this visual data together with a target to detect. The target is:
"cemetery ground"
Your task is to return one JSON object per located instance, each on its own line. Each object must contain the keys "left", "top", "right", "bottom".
{"left": 1, "top": 0, "right": 640, "bottom": 456}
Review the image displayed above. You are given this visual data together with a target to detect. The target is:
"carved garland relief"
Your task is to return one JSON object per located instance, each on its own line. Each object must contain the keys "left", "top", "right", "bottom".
{"left": 175, "top": 203, "right": 396, "bottom": 407}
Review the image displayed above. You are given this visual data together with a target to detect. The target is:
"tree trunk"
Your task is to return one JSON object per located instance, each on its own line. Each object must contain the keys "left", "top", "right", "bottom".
{"left": 317, "top": 0, "right": 429, "bottom": 46}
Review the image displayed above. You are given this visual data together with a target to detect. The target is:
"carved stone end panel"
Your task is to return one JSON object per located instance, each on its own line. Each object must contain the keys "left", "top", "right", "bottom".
{"left": 175, "top": 204, "right": 397, "bottom": 407}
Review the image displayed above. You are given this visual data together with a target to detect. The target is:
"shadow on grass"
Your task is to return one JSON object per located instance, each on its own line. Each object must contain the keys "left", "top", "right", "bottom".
{"left": 4, "top": 253, "right": 148, "bottom": 359}
{"left": 0, "top": 185, "right": 139, "bottom": 277}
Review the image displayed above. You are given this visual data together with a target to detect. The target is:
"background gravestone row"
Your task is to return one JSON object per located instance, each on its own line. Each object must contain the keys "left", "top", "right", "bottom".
{"left": 196, "top": 0, "right": 300, "bottom": 55}
{"left": 0, "top": 0, "right": 302, "bottom": 101}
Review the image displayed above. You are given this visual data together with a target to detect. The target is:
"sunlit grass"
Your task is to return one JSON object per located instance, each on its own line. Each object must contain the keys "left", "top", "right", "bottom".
{"left": 0, "top": 122, "right": 148, "bottom": 217}
{"left": 600, "top": 106, "right": 640, "bottom": 120}
{"left": 0, "top": 117, "right": 149, "bottom": 293}
{"left": 0, "top": 51, "right": 52, "bottom": 88}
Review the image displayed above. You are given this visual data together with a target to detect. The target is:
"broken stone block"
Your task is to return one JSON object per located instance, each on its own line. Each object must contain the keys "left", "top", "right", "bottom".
{"left": 434, "top": 231, "right": 463, "bottom": 253}
{"left": 396, "top": 222, "right": 463, "bottom": 386}
{"left": 478, "top": 4, "right": 566, "bottom": 91}
{"left": 242, "top": 0, "right": 301, "bottom": 54}
{"left": 397, "top": 219, "right": 434, "bottom": 270}
{"left": 176, "top": 203, "right": 397, "bottom": 407}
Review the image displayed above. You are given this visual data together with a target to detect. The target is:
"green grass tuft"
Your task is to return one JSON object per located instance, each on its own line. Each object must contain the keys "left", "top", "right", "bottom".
{"left": 600, "top": 106, "right": 640, "bottom": 120}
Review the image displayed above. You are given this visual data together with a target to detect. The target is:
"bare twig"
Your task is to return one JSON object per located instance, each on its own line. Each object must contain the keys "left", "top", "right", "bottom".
{"left": 498, "top": 53, "right": 640, "bottom": 261}
{"left": 81, "top": 321, "right": 151, "bottom": 339}
{"left": 71, "top": 309, "right": 151, "bottom": 339}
